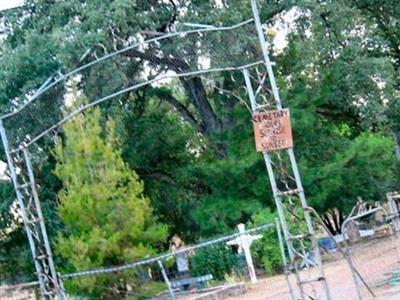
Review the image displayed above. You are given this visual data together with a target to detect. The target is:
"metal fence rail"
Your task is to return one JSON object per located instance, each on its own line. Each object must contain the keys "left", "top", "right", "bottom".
{"left": 1, "top": 19, "right": 263, "bottom": 152}
{"left": 2, "top": 1, "right": 381, "bottom": 299}
{"left": 1, "top": 222, "right": 283, "bottom": 300}
{"left": 0, "top": 11, "right": 265, "bottom": 299}
{"left": 62, "top": 223, "right": 275, "bottom": 279}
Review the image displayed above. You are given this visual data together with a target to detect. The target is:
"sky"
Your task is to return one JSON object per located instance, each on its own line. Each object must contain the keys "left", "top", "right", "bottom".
{"left": 0, "top": 0, "right": 24, "bottom": 11}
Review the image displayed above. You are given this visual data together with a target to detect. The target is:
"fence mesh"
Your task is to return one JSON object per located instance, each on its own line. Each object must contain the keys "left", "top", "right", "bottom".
{"left": 0, "top": 223, "right": 297, "bottom": 300}
{"left": 341, "top": 209, "right": 400, "bottom": 299}
{"left": 5, "top": 8, "right": 400, "bottom": 299}
{"left": 2, "top": 20, "right": 263, "bottom": 152}
{"left": 6, "top": 212, "right": 400, "bottom": 299}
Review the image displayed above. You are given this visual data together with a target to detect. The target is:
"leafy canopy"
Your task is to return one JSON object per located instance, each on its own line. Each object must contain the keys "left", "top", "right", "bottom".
{"left": 54, "top": 98, "right": 167, "bottom": 297}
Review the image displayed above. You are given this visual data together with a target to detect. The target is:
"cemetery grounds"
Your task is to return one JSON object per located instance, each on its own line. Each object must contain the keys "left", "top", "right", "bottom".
{"left": 175, "top": 234, "right": 400, "bottom": 300}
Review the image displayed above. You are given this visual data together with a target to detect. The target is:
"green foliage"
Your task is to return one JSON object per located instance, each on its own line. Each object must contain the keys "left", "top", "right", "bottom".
{"left": 189, "top": 106, "right": 273, "bottom": 236}
{"left": 0, "top": 0, "right": 399, "bottom": 287}
{"left": 249, "top": 209, "right": 282, "bottom": 275}
{"left": 115, "top": 98, "right": 204, "bottom": 241}
{"left": 54, "top": 101, "right": 167, "bottom": 298}
{"left": 305, "top": 133, "right": 396, "bottom": 212}
{"left": 0, "top": 182, "right": 35, "bottom": 283}
{"left": 190, "top": 245, "right": 239, "bottom": 281}
{"left": 130, "top": 281, "right": 166, "bottom": 300}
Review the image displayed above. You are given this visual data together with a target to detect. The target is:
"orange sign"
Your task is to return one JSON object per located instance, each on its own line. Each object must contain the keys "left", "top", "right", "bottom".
{"left": 252, "top": 109, "right": 293, "bottom": 152}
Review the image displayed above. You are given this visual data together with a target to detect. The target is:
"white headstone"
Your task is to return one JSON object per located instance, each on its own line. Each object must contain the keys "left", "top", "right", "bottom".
{"left": 170, "top": 235, "right": 189, "bottom": 274}
{"left": 227, "top": 223, "right": 262, "bottom": 284}
{"left": 176, "top": 252, "right": 189, "bottom": 273}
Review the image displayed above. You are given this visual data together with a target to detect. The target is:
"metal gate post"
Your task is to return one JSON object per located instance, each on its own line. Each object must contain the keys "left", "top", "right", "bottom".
{"left": 287, "top": 148, "right": 331, "bottom": 297}
{"left": 387, "top": 192, "right": 400, "bottom": 238}
{"left": 158, "top": 260, "right": 176, "bottom": 300}
{"left": 275, "top": 218, "right": 296, "bottom": 300}
{"left": 247, "top": 1, "right": 332, "bottom": 299}
{"left": 0, "top": 120, "right": 65, "bottom": 299}
{"left": 23, "top": 148, "right": 65, "bottom": 299}
{"left": 345, "top": 247, "right": 363, "bottom": 300}
{"left": 0, "top": 120, "right": 47, "bottom": 295}
{"left": 242, "top": 69, "right": 305, "bottom": 300}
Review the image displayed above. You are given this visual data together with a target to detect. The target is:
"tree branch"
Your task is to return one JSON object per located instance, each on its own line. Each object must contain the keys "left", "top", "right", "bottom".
{"left": 146, "top": 171, "right": 176, "bottom": 185}
{"left": 124, "top": 48, "right": 190, "bottom": 73}
{"left": 319, "top": 12, "right": 347, "bottom": 49}
{"left": 125, "top": 48, "right": 221, "bottom": 136}
{"left": 356, "top": 4, "right": 400, "bottom": 65}
{"left": 151, "top": 90, "right": 203, "bottom": 133}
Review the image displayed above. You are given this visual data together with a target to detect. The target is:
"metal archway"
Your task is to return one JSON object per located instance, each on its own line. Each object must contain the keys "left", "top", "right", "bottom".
{"left": 0, "top": 1, "right": 331, "bottom": 299}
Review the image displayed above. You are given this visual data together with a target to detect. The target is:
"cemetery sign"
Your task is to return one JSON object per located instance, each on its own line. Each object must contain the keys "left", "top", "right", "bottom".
{"left": 252, "top": 109, "right": 293, "bottom": 152}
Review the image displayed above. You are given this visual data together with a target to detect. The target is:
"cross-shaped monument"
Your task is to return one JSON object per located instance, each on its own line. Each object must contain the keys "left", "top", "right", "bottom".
{"left": 227, "top": 223, "right": 263, "bottom": 284}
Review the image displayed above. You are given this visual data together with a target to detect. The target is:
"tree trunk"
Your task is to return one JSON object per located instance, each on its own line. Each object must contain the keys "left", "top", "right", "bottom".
{"left": 124, "top": 49, "right": 222, "bottom": 136}
{"left": 179, "top": 76, "right": 221, "bottom": 135}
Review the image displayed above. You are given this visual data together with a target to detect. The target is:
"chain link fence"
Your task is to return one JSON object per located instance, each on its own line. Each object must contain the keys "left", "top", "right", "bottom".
{"left": 2, "top": 222, "right": 297, "bottom": 299}
{"left": 0, "top": 16, "right": 265, "bottom": 299}
{"left": 2, "top": 2, "right": 400, "bottom": 298}
{"left": 1, "top": 19, "right": 263, "bottom": 153}
{"left": 6, "top": 210, "right": 400, "bottom": 299}
{"left": 340, "top": 203, "right": 400, "bottom": 300}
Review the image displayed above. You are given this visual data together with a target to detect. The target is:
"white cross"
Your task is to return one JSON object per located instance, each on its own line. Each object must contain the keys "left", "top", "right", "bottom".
{"left": 227, "top": 223, "right": 263, "bottom": 284}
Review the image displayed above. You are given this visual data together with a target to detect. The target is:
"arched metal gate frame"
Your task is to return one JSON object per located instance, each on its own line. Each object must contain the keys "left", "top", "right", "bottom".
{"left": 0, "top": 1, "right": 331, "bottom": 299}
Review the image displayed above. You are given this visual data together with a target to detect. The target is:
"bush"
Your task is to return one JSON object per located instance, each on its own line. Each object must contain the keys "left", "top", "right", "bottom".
{"left": 249, "top": 209, "right": 283, "bottom": 275}
{"left": 190, "top": 245, "right": 239, "bottom": 280}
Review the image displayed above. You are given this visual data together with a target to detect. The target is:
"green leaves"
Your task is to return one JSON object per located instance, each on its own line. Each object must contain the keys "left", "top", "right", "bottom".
{"left": 190, "top": 245, "right": 239, "bottom": 281}
{"left": 0, "top": 0, "right": 399, "bottom": 290}
{"left": 305, "top": 133, "right": 396, "bottom": 212}
{"left": 54, "top": 103, "right": 167, "bottom": 297}
{"left": 249, "top": 209, "right": 282, "bottom": 274}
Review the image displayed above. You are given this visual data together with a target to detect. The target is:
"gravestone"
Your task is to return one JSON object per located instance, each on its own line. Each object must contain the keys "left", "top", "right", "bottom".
{"left": 227, "top": 224, "right": 262, "bottom": 284}
{"left": 347, "top": 220, "right": 361, "bottom": 243}
{"left": 170, "top": 235, "right": 190, "bottom": 277}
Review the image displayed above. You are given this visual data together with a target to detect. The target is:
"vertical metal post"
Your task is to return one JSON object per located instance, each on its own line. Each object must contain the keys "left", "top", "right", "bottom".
{"left": 248, "top": 1, "right": 332, "bottom": 299}
{"left": 250, "top": 0, "right": 282, "bottom": 110}
{"left": 345, "top": 247, "right": 363, "bottom": 300}
{"left": 23, "top": 148, "right": 65, "bottom": 299}
{"left": 158, "top": 260, "right": 176, "bottom": 300}
{"left": 262, "top": 153, "right": 294, "bottom": 260}
{"left": 242, "top": 69, "right": 305, "bottom": 299}
{"left": 387, "top": 192, "right": 400, "bottom": 238}
{"left": 287, "top": 149, "right": 332, "bottom": 300}
{"left": 276, "top": 218, "right": 296, "bottom": 300}
{"left": 342, "top": 216, "right": 376, "bottom": 299}
{"left": 243, "top": 69, "right": 291, "bottom": 257}
{"left": 243, "top": 68, "right": 259, "bottom": 111}
{"left": 0, "top": 119, "right": 65, "bottom": 299}
{"left": 0, "top": 120, "right": 47, "bottom": 294}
